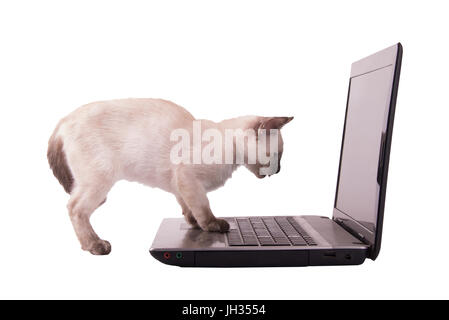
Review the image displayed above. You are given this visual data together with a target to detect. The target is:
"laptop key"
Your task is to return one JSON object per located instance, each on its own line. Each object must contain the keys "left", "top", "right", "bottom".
{"left": 274, "top": 237, "right": 291, "bottom": 245}
{"left": 290, "top": 237, "right": 307, "bottom": 246}
{"left": 258, "top": 237, "right": 275, "bottom": 245}
{"left": 242, "top": 236, "right": 258, "bottom": 243}
{"left": 254, "top": 229, "right": 270, "bottom": 237}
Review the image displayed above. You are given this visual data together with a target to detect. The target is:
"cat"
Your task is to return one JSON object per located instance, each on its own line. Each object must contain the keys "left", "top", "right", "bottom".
{"left": 47, "top": 98, "right": 293, "bottom": 255}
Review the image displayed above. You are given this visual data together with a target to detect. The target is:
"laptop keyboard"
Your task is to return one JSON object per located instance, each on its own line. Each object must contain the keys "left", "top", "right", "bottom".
{"left": 226, "top": 217, "right": 317, "bottom": 246}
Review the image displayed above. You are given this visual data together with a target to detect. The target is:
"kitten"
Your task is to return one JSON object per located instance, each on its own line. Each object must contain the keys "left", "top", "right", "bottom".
{"left": 47, "top": 98, "right": 293, "bottom": 255}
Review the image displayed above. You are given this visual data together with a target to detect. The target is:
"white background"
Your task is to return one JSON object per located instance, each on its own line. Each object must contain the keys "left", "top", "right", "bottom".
{"left": 1, "top": 0, "right": 448, "bottom": 299}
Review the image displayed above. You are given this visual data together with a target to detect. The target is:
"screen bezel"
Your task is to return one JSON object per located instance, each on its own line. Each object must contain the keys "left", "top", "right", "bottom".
{"left": 332, "top": 43, "right": 403, "bottom": 260}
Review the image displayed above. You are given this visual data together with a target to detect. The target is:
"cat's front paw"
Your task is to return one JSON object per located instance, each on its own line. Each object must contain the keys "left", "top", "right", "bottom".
{"left": 204, "top": 218, "right": 230, "bottom": 233}
{"left": 88, "top": 240, "right": 112, "bottom": 255}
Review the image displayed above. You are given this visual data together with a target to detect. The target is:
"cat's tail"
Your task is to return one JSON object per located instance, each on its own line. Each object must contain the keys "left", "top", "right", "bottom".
{"left": 47, "top": 127, "right": 74, "bottom": 194}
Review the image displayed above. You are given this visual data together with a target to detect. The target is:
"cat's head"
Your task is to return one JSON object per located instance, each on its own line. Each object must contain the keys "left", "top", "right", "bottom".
{"left": 243, "top": 116, "right": 294, "bottom": 179}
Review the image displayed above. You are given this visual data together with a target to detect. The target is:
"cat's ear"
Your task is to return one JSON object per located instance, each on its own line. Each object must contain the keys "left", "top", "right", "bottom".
{"left": 255, "top": 116, "right": 294, "bottom": 132}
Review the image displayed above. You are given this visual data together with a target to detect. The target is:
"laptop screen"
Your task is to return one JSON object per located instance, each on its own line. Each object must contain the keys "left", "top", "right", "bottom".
{"left": 335, "top": 65, "right": 394, "bottom": 233}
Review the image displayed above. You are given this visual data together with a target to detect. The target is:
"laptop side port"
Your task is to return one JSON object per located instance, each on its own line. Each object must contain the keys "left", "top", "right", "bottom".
{"left": 149, "top": 250, "right": 194, "bottom": 267}
{"left": 323, "top": 251, "right": 337, "bottom": 257}
{"left": 309, "top": 249, "right": 366, "bottom": 266}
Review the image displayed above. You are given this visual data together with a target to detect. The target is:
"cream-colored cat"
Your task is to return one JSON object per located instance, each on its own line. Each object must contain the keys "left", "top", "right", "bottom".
{"left": 48, "top": 98, "right": 293, "bottom": 255}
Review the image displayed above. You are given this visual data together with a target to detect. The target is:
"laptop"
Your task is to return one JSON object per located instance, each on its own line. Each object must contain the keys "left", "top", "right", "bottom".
{"left": 150, "top": 43, "right": 403, "bottom": 267}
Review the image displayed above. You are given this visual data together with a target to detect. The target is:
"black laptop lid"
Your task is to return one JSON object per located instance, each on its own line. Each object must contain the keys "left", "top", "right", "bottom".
{"left": 333, "top": 44, "right": 402, "bottom": 260}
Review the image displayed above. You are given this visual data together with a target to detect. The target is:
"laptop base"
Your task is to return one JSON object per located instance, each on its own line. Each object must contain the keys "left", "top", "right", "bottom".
{"left": 150, "top": 216, "right": 368, "bottom": 267}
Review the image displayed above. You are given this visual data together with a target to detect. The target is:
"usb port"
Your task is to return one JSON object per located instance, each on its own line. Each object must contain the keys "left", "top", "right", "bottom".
{"left": 323, "top": 251, "right": 337, "bottom": 257}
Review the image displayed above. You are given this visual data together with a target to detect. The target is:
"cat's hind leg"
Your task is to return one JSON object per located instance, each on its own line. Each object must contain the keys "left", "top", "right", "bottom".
{"left": 67, "top": 180, "right": 113, "bottom": 255}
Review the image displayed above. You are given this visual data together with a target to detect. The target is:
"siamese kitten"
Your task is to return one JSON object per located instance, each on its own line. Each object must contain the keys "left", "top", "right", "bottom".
{"left": 48, "top": 98, "right": 293, "bottom": 255}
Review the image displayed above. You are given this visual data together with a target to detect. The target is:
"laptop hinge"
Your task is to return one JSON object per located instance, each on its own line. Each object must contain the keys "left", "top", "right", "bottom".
{"left": 334, "top": 218, "right": 370, "bottom": 245}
